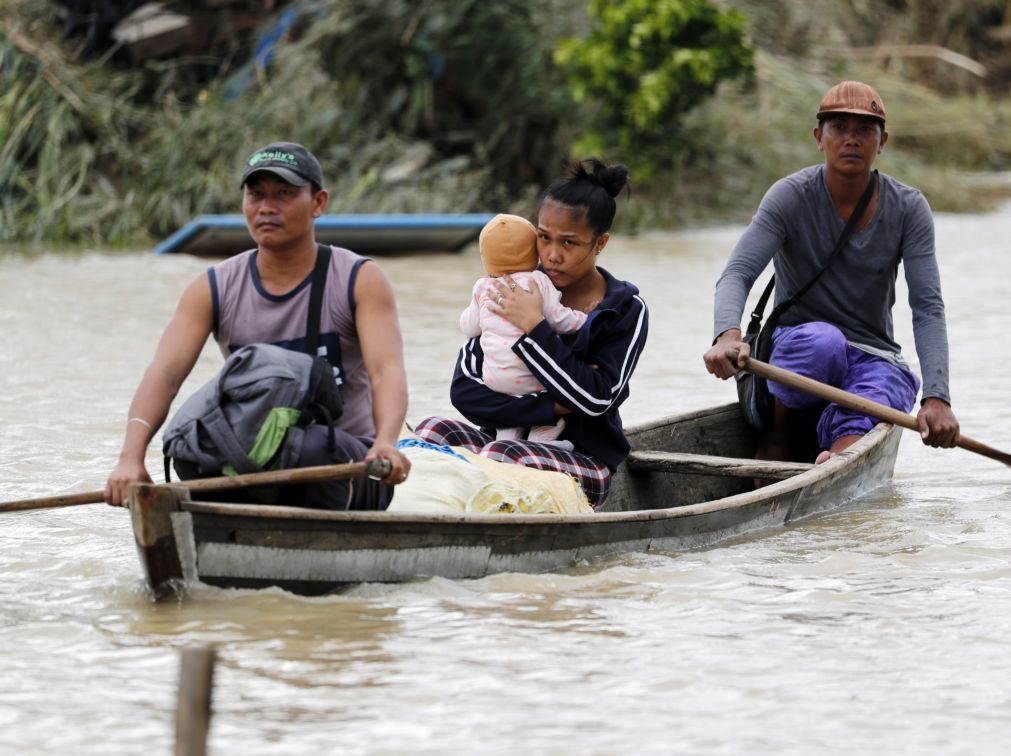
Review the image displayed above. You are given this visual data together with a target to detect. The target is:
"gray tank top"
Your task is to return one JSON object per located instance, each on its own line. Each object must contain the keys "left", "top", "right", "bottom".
{"left": 208, "top": 246, "right": 376, "bottom": 440}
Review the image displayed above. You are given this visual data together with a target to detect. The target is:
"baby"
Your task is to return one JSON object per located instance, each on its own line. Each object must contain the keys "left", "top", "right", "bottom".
{"left": 460, "top": 213, "right": 588, "bottom": 447}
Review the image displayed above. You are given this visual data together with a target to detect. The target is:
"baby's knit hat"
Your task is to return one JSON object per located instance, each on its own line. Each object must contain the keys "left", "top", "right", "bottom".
{"left": 479, "top": 214, "right": 537, "bottom": 276}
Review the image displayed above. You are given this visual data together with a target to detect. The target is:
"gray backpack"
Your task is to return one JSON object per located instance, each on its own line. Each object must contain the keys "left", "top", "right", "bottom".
{"left": 162, "top": 342, "right": 343, "bottom": 481}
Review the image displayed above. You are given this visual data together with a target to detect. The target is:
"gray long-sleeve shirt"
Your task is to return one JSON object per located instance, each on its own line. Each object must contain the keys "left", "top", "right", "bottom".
{"left": 713, "top": 164, "right": 950, "bottom": 404}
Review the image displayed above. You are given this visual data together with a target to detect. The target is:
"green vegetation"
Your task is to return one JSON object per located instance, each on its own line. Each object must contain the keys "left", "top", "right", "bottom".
{"left": 1, "top": 0, "right": 573, "bottom": 245}
{"left": 3, "top": 0, "right": 1011, "bottom": 247}
{"left": 1, "top": 4, "right": 147, "bottom": 244}
{"left": 657, "top": 0, "right": 1011, "bottom": 227}
{"left": 556, "top": 0, "right": 754, "bottom": 178}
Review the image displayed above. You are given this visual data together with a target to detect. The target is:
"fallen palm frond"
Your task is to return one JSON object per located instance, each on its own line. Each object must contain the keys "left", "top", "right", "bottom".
{"left": 846, "top": 44, "right": 987, "bottom": 78}
{"left": 1, "top": 1, "right": 150, "bottom": 244}
{"left": 3, "top": 0, "right": 575, "bottom": 246}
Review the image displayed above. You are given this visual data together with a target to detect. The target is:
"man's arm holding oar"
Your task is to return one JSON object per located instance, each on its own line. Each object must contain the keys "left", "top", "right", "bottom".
{"left": 106, "top": 275, "right": 213, "bottom": 506}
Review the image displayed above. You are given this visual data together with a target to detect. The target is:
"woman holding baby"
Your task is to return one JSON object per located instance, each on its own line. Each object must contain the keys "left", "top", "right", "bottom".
{"left": 415, "top": 159, "right": 649, "bottom": 509}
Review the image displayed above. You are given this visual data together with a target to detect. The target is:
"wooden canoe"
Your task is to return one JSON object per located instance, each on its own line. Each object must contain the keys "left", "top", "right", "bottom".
{"left": 128, "top": 403, "right": 902, "bottom": 599}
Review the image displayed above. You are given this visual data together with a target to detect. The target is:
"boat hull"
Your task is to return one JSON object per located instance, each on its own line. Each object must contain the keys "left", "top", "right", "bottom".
{"left": 154, "top": 213, "right": 494, "bottom": 256}
{"left": 129, "top": 404, "right": 902, "bottom": 598}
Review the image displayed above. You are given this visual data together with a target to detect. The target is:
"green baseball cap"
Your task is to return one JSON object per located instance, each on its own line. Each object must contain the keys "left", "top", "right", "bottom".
{"left": 240, "top": 142, "right": 324, "bottom": 189}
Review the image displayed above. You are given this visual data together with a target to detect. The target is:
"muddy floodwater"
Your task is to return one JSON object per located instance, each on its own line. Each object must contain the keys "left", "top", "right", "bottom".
{"left": 2, "top": 207, "right": 1011, "bottom": 753}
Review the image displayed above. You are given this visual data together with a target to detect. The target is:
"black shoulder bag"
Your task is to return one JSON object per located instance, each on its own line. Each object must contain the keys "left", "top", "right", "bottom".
{"left": 736, "top": 171, "right": 878, "bottom": 431}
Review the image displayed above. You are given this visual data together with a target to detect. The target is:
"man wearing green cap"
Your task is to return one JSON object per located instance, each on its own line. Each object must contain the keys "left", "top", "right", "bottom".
{"left": 703, "top": 81, "right": 960, "bottom": 465}
{"left": 105, "top": 142, "right": 411, "bottom": 508}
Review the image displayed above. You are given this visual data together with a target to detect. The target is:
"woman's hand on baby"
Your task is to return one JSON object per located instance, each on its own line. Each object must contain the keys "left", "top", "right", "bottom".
{"left": 491, "top": 276, "right": 544, "bottom": 333}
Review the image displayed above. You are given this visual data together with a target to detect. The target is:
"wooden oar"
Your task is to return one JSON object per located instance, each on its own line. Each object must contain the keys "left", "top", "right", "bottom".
{"left": 0, "top": 459, "right": 392, "bottom": 513}
{"left": 729, "top": 347, "right": 1011, "bottom": 467}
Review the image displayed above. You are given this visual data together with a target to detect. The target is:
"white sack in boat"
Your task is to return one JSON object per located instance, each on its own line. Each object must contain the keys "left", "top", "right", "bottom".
{"left": 387, "top": 440, "right": 592, "bottom": 515}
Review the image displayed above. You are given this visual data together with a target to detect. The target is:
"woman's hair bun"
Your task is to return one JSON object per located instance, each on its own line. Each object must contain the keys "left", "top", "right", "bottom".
{"left": 541, "top": 158, "right": 632, "bottom": 235}
{"left": 590, "top": 161, "right": 630, "bottom": 198}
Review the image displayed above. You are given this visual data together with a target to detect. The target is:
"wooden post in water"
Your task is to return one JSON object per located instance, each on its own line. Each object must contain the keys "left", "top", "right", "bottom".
{"left": 175, "top": 647, "right": 216, "bottom": 756}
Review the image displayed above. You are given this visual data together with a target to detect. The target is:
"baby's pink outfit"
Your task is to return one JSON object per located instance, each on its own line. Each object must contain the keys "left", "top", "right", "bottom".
{"left": 459, "top": 270, "right": 587, "bottom": 446}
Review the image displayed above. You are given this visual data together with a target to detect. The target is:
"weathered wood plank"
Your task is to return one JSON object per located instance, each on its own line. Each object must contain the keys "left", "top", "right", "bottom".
{"left": 175, "top": 647, "right": 215, "bottom": 756}
{"left": 627, "top": 450, "right": 814, "bottom": 480}
{"left": 608, "top": 403, "right": 757, "bottom": 510}
{"left": 129, "top": 483, "right": 187, "bottom": 599}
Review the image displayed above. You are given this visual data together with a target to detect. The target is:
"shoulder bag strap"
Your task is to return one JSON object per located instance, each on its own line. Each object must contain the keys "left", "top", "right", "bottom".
{"left": 304, "top": 243, "right": 331, "bottom": 356}
{"left": 743, "top": 275, "right": 776, "bottom": 337}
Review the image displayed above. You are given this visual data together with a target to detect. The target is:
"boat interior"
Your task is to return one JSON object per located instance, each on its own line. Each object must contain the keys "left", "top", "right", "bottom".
{"left": 606, "top": 403, "right": 822, "bottom": 512}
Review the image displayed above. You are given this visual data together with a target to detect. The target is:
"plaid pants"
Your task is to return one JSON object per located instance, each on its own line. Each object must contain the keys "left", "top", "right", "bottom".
{"left": 413, "top": 416, "right": 612, "bottom": 508}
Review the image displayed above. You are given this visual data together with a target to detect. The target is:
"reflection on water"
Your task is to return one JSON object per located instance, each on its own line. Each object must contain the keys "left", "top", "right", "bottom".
{"left": 3, "top": 207, "right": 1011, "bottom": 752}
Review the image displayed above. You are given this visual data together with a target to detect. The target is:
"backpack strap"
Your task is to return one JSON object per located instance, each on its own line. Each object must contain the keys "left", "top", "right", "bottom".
{"left": 304, "top": 243, "right": 332, "bottom": 357}
{"left": 165, "top": 405, "right": 265, "bottom": 480}
{"left": 201, "top": 405, "right": 263, "bottom": 475}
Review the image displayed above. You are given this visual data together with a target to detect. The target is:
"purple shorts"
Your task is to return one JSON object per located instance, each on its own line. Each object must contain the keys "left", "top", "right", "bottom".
{"left": 767, "top": 322, "right": 921, "bottom": 450}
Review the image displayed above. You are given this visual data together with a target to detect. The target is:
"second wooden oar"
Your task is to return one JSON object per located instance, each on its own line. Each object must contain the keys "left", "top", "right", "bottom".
{"left": 0, "top": 459, "right": 392, "bottom": 514}
{"left": 729, "top": 347, "right": 1011, "bottom": 467}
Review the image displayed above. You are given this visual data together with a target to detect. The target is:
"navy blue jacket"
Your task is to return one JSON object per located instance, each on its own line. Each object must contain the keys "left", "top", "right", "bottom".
{"left": 450, "top": 268, "right": 648, "bottom": 470}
